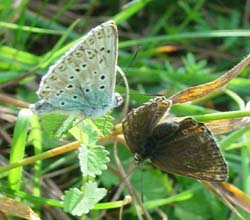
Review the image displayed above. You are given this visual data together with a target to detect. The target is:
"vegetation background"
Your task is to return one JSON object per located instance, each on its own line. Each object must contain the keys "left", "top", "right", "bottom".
{"left": 0, "top": 0, "right": 250, "bottom": 220}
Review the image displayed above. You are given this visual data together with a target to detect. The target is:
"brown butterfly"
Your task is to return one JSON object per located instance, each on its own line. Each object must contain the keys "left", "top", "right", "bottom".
{"left": 122, "top": 97, "right": 228, "bottom": 182}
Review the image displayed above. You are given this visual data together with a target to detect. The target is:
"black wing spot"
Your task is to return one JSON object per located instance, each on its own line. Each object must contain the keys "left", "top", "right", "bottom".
{"left": 67, "top": 84, "right": 74, "bottom": 89}
{"left": 87, "top": 51, "right": 95, "bottom": 59}
{"left": 100, "top": 85, "right": 105, "bottom": 89}
{"left": 58, "top": 64, "right": 66, "bottom": 71}
{"left": 61, "top": 102, "right": 65, "bottom": 106}
{"left": 66, "top": 56, "right": 73, "bottom": 62}
{"left": 97, "top": 32, "right": 103, "bottom": 39}
{"left": 73, "top": 95, "right": 78, "bottom": 99}
{"left": 85, "top": 88, "right": 90, "bottom": 93}
{"left": 88, "top": 37, "right": 95, "bottom": 45}
{"left": 75, "top": 51, "right": 83, "bottom": 57}
{"left": 99, "top": 58, "right": 104, "bottom": 64}
{"left": 49, "top": 75, "right": 57, "bottom": 80}
{"left": 100, "top": 75, "right": 105, "bottom": 80}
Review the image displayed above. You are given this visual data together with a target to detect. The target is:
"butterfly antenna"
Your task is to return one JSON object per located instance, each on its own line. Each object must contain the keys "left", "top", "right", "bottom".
{"left": 117, "top": 48, "right": 166, "bottom": 103}
{"left": 116, "top": 47, "right": 143, "bottom": 120}
{"left": 116, "top": 161, "right": 145, "bottom": 206}
{"left": 125, "top": 47, "right": 140, "bottom": 72}
{"left": 139, "top": 164, "right": 144, "bottom": 203}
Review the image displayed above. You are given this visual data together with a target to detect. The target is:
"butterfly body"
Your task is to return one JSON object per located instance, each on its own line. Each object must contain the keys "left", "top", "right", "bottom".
{"left": 30, "top": 20, "right": 122, "bottom": 118}
{"left": 122, "top": 97, "right": 228, "bottom": 182}
{"left": 137, "top": 120, "right": 180, "bottom": 160}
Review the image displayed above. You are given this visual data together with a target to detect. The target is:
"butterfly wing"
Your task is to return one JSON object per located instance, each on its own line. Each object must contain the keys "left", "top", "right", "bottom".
{"left": 32, "top": 21, "right": 119, "bottom": 117}
{"left": 150, "top": 118, "right": 227, "bottom": 182}
{"left": 122, "top": 97, "right": 171, "bottom": 154}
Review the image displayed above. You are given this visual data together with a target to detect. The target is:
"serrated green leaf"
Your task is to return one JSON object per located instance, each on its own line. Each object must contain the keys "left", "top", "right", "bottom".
{"left": 78, "top": 144, "right": 110, "bottom": 177}
{"left": 69, "top": 116, "right": 114, "bottom": 144}
{"left": 93, "top": 115, "right": 115, "bottom": 136}
{"left": 63, "top": 182, "right": 107, "bottom": 216}
{"left": 82, "top": 119, "right": 99, "bottom": 144}
{"left": 69, "top": 119, "right": 99, "bottom": 144}
{"left": 40, "top": 114, "right": 74, "bottom": 138}
{"left": 69, "top": 122, "right": 88, "bottom": 143}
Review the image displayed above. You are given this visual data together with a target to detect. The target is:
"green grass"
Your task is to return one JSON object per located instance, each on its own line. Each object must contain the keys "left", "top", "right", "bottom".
{"left": 0, "top": 1, "right": 250, "bottom": 220}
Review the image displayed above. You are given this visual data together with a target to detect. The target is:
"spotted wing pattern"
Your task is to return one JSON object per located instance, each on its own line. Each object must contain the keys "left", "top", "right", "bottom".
{"left": 31, "top": 20, "right": 120, "bottom": 118}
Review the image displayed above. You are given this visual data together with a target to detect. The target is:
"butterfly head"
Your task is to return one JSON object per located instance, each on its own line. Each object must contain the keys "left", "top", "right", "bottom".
{"left": 29, "top": 100, "right": 54, "bottom": 115}
{"left": 114, "top": 92, "right": 123, "bottom": 107}
{"left": 134, "top": 153, "right": 143, "bottom": 165}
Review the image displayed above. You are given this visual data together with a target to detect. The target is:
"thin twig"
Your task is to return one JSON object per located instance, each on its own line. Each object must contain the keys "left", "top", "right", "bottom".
{"left": 113, "top": 141, "right": 152, "bottom": 220}
{"left": 0, "top": 94, "right": 29, "bottom": 108}
{"left": 0, "top": 66, "right": 38, "bottom": 90}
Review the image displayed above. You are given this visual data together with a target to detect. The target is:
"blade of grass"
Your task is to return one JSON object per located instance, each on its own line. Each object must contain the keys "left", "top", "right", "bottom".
{"left": 1, "top": 185, "right": 131, "bottom": 210}
{"left": 8, "top": 109, "right": 32, "bottom": 190}
{"left": 113, "top": 0, "right": 152, "bottom": 24}
{"left": 29, "top": 115, "right": 42, "bottom": 197}
{"left": 120, "top": 30, "right": 250, "bottom": 48}
{"left": 0, "top": 1, "right": 12, "bottom": 21}
{"left": 0, "top": 141, "right": 80, "bottom": 174}
{"left": 0, "top": 45, "right": 40, "bottom": 65}
{"left": 144, "top": 186, "right": 200, "bottom": 209}
{"left": 193, "top": 110, "right": 250, "bottom": 122}
{"left": 0, "top": 21, "right": 64, "bottom": 35}
{"left": 39, "top": 19, "right": 80, "bottom": 69}
{"left": 220, "top": 127, "right": 249, "bottom": 151}
{"left": 242, "top": 130, "right": 250, "bottom": 195}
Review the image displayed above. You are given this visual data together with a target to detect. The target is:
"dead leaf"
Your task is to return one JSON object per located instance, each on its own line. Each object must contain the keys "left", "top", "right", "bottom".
{"left": 205, "top": 118, "right": 250, "bottom": 134}
{"left": 0, "top": 196, "right": 40, "bottom": 220}
{"left": 170, "top": 54, "right": 250, "bottom": 104}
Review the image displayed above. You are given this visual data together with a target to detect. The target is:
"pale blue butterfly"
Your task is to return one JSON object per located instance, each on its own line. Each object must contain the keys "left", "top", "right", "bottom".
{"left": 30, "top": 20, "right": 123, "bottom": 118}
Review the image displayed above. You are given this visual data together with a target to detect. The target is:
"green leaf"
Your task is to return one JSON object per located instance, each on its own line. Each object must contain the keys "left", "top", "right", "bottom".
{"left": 0, "top": 71, "right": 23, "bottom": 83}
{"left": 69, "top": 119, "right": 99, "bottom": 144}
{"left": 63, "top": 182, "right": 107, "bottom": 215}
{"left": 28, "top": 115, "right": 42, "bottom": 197}
{"left": 8, "top": 109, "right": 32, "bottom": 190}
{"left": 129, "top": 166, "right": 173, "bottom": 200}
{"left": 40, "top": 19, "right": 80, "bottom": 68}
{"left": 40, "top": 113, "right": 74, "bottom": 138}
{"left": 0, "top": 45, "right": 40, "bottom": 65}
{"left": 78, "top": 144, "right": 110, "bottom": 177}
{"left": 82, "top": 119, "right": 99, "bottom": 144}
{"left": 69, "top": 116, "right": 114, "bottom": 144}
{"left": 92, "top": 115, "right": 115, "bottom": 136}
{"left": 174, "top": 187, "right": 228, "bottom": 220}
